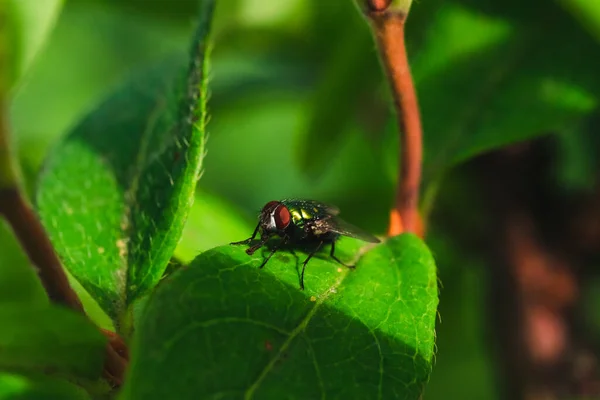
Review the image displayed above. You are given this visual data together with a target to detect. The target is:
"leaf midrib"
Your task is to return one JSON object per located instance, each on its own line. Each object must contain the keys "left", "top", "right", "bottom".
{"left": 116, "top": 96, "right": 168, "bottom": 319}
{"left": 243, "top": 264, "right": 353, "bottom": 399}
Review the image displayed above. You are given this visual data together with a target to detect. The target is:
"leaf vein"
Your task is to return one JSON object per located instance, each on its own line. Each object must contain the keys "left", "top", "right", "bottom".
{"left": 243, "top": 272, "right": 349, "bottom": 399}
{"left": 303, "top": 333, "right": 325, "bottom": 400}
{"left": 120, "top": 96, "right": 168, "bottom": 312}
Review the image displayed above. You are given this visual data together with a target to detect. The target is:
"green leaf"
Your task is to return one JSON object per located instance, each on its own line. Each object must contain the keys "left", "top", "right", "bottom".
{"left": 1, "top": 0, "right": 64, "bottom": 91}
{"left": 35, "top": 1, "right": 215, "bottom": 324}
{"left": 0, "top": 372, "right": 91, "bottom": 400}
{"left": 123, "top": 234, "right": 439, "bottom": 399}
{"left": 0, "top": 304, "right": 106, "bottom": 379}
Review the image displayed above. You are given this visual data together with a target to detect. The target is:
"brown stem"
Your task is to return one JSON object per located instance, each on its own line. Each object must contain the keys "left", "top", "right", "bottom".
{"left": 103, "top": 344, "right": 128, "bottom": 387}
{"left": 367, "top": 0, "right": 392, "bottom": 12}
{"left": 101, "top": 329, "right": 130, "bottom": 360}
{"left": 366, "top": 6, "right": 423, "bottom": 236}
{"left": 0, "top": 188, "right": 84, "bottom": 309}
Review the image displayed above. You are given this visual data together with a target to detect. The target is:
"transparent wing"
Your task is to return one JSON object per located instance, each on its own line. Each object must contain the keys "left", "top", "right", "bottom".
{"left": 313, "top": 216, "right": 380, "bottom": 243}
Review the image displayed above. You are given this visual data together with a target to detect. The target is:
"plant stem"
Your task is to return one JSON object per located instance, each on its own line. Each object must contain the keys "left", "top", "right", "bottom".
{"left": 0, "top": 187, "right": 86, "bottom": 308}
{"left": 364, "top": 2, "right": 423, "bottom": 236}
{"left": 103, "top": 344, "right": 128, "bottom": 387}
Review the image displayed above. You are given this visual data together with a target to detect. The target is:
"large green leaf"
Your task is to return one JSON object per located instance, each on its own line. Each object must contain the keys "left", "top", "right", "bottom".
{"left": 0, "top": 304, "right": 106, "bottom": 379}
{"left": 0, "top": 372, "right": 91, "bottom": 400}
{"left": 123, "top": 234, "right": 439, "bottom": 399}
{"left": 35, "top": 1, "right": 214, "bottom": 326}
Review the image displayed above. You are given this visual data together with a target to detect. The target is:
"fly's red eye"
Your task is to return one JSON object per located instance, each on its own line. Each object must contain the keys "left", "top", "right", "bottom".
{"left": 262, "top": 201, "right": 280, "bottom": 213}
{"left": 274, "top": 205, "right": 291, "bottom": 230}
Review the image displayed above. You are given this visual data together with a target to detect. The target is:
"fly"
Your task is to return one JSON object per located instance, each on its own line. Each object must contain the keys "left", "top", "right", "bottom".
{"left": 231, "top": 199, "right": 380, "bottom": 290}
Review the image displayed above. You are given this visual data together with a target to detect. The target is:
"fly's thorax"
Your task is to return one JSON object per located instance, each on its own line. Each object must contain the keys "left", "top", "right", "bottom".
{"left": 286, "top": 205, "right": 338, "bottom": 242}
{"left": 288, "top": 206, "right": 316, "bottom": 227}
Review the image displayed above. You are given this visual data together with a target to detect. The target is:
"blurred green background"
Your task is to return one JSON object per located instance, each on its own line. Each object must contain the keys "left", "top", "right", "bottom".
{"left": 4, "top": 0, "right": 600, "bottom": 398}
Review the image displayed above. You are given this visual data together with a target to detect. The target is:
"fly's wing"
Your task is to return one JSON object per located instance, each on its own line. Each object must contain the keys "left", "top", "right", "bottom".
{"left": 314, "top": 216, "right": 380, "bottom": 243}
{"left": 282, "top": 199, "right": 340, "bottom": 216}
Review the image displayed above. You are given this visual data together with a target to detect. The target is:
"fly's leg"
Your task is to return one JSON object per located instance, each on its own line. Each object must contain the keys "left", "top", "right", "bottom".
{"left": 330, "top": 241, "right": 355, "bottom": 269}
{"left": 246, "top": 233, "right": 271, "bottom": 255}
{"left": 300, "top": 240, "right": 324, "bottom": 290}
{"left": 258, "top": 235, "right": 289, "bottom": 269}
{"left": 230, "top": 222, "right": 260, "bottom": 245}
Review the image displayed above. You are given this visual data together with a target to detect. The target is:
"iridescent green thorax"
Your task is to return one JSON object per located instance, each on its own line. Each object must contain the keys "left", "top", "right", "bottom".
{"left": 288, "top": 206, "right": 315, "bottom": 226}
{"left": 281, "top": 200, "right": 329, "bottom": 229}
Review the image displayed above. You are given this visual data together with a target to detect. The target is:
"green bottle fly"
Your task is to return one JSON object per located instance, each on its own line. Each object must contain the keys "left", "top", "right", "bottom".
{"left": 231, "top": 199, "right": 380, "bottom": 290}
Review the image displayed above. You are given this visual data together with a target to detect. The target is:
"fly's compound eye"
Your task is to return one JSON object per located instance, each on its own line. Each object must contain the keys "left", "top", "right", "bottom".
{"left": 262, "top": 201, "right": 280, "bottom": 213}
{"left": 274, "top": 204, "right": 291, "bottom": 230}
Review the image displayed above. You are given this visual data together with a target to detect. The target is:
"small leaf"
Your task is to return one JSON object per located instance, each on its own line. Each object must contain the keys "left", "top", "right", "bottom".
{"left": 558, "top": 0, "right": 600, "bottom": 44}
{"left": 0, "top": 304, "right": 106, "bottom": 379}
{"left": 1, "top": 0, "right": 64, "bottom": 90}
{"left": 0, "top": 372, "right": 91, "bottom": 400}
{"left": 123, "top": 234, "right": 439, "bottom": 399}
{"left": 36, "top": 0, "right": 215, "bottom": 324}
{"left": 554, "top": 126, "right": 597, "bottom": 190}
{"left": 0, "top": 223, "right": 47, "bottom": 305}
